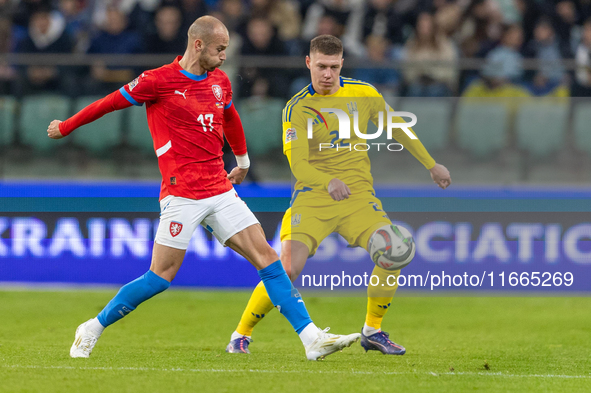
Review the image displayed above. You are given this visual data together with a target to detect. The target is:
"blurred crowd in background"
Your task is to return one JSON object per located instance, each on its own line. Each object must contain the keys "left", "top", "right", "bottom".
{"left": 1, "top": 0, "right": 591, "bottom": 99}
{"left": 2, "top": 0, "right": 591, "bottom": 185}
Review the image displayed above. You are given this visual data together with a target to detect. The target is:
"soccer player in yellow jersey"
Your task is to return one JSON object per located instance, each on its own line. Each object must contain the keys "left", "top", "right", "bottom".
{"left": 226, "top": 35, "right": 451, "bottom": 355}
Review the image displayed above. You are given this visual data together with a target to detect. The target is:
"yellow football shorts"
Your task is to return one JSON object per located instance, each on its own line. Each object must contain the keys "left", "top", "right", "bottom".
{"left": 280, "top": 189, "right": 392, "bottom": 256}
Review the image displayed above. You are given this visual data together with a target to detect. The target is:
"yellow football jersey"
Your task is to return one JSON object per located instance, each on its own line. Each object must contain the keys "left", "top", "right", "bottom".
{"left": 282, "top": 77, "right": 436, "bottom": 194}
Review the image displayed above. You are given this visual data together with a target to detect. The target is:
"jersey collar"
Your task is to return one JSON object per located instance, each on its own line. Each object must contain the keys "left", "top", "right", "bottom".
{"left": 309, "top": 77, "right": 345, "bottom": 96}
{"left": 174, "top": 56, "right": 208, "bottom": 81}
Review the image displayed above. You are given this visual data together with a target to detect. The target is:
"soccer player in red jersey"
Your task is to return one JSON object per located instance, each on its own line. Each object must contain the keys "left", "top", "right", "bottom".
{"left": 47, "top": 16, "right": 360, "bottom": 361}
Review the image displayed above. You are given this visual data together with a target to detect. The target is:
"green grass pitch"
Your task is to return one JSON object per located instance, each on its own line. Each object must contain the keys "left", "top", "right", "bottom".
{"left": 1, "top": 290, "right": 590, "bottom": 392}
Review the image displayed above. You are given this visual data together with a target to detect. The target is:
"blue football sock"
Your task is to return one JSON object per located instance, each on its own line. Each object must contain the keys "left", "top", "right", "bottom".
{"left": 97, "top": 270, "right": 170, "bottom": 327}
{"left": 258, "top": 260, "right": 313, "bottom": 334}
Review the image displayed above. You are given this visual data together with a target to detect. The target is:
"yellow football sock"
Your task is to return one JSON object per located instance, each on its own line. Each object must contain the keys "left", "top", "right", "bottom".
{"left": 236, "top": 281, "right": 275, "bottom": 337}
{"left": 365, "top": 266, "right": 400, "bottom": 330}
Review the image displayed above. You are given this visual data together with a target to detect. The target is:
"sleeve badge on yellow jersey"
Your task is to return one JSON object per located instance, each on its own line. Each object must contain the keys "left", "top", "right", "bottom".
{"left": 285, "top": 128, "right": 297, "bottom": 143}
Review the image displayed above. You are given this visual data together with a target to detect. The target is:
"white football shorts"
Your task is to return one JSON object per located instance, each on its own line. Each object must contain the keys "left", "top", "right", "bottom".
{"left": 154, "top": 188, "right": 260, "bottom": 250}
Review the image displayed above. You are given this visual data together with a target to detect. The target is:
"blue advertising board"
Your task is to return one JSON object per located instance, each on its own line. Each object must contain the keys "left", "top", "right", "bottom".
{"left": 0, "top": 181, "right": 590, "bottom": 292}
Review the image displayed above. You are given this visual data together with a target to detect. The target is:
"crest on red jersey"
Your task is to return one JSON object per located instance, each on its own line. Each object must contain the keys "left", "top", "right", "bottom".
{"left": 170, "top": 221, "right": 183, "bottom": 237}
{"left": 212, "top": 85, "right": 223, "bottom": 101}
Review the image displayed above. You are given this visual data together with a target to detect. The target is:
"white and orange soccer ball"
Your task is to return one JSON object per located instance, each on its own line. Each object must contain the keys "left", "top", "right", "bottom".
{"left": 368, "top": 224, "right": 415, "bottom": 271}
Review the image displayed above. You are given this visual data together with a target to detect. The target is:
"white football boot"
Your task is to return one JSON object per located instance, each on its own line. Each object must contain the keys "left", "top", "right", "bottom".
{"left": 70, "top": 319, "right": 101, "bottom": 358}
{"left": 305, "top": 328, "right": 361, "bottom": 361}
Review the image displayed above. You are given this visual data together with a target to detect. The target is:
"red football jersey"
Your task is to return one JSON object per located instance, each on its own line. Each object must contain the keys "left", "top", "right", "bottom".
{"left": 120, "top": 56, "right": 235, "bottom": 201}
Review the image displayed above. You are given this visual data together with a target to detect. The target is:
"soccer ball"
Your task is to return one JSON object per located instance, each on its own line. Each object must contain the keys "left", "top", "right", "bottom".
{"left": 368, "top": 224, "right": 415, "bottom": 270}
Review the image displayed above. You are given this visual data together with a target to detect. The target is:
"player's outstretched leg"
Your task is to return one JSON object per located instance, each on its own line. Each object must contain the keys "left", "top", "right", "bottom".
{"left": 360, "top": 266, "right": 406, "bottom": 355}
{"left": 70, "top": 244, "right": 182, "bottom": 358}
{"left": 70, "top": 271, "right": 170, "bottom": 358}
{"left": 227, "top": 227, "right": 360, "bottom": 360}
{"left": 258, "top": 260, "right": 360, "bottom": 360}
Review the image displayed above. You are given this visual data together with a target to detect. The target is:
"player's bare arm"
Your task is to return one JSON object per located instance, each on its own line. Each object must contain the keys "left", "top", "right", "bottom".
{"left": 429, "top": 163, "right": 451, "bottom": 189}
{"left": 47, "top": 120, "right": 64, "bottom": 139}
{"left": 327, "top": 178, "right": 351, "bottom": 201}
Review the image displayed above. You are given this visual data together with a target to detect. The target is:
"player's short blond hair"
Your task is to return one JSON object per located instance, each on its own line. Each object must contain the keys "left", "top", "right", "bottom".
{"left": 310, "top": 35, "right": 343, "bottom": 56}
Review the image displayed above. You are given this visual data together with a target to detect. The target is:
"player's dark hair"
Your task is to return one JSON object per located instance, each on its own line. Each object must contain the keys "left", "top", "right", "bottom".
{"left": 310, "top": 35, "right": 343, "bottom": 56}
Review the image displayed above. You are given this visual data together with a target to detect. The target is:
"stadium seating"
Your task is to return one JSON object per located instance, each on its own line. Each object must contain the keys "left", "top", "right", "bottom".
{"left": 4, "top": 94, "right": 580, "bottom": 165}
{"left": 572, "top": 101, "right": 591, "bottom": 155}
{"left": 72, "top": 96, "right": 123, "bottom": 156}
{"left": 399, "top": 98, "right": 452, "bottom": 152}
{"left": 127, "top": 103, "right": 153, "bottom": 155}
{"left": 0, "top": 96, "right": 16, "bottom": 147}
{"left": 515, "top": 101, "right": 568, "bottom": 158}
{"left": 237, "top": 98, "right": 284, "bottom": 156}
{"left": 456, "top": 100, "right": 509, "bottom": 158}
{"left": 20, "top": 95, "right": 71, "bottom": 153}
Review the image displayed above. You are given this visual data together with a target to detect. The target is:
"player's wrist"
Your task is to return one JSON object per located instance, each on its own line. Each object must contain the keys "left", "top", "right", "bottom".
{"left": 236, "top": 153, "right": 250, "bottom": 169}
{"left": 325, "top": 177, "right": 337, "bottom": 190}
{"left": 58, "top": 120, "right": 68, "bottom": 136}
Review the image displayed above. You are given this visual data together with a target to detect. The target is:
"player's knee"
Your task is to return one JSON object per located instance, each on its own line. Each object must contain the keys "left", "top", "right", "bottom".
{"left": 280, "top": 248, "right": 291, "bottom": 268}
{"left": 263, "top": 245, "right": 280, "bottom": 264}
{"left": 282, "top": 262, "right": 295, "bottom": 281}
{"left": 147, "top": 271, "right": 171, "bottom": 293}
{"left": 253, "top": 244, "right": 280, "bottom": 268}
{"left": 149, "top": 266, "right": 176, "bottom": 284}
{"left": 283, "top": 261, "right": 305, "bottom": 282}
{"left": 279, "top": 248, "right": 290, "bottom": 265}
